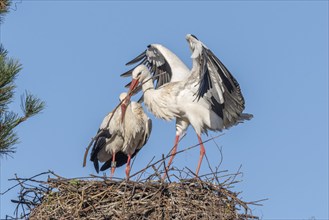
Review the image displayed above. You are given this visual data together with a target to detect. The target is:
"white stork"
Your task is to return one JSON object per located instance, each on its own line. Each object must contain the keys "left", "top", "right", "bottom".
{"left": 90, "top": 92, "right": 152, "bottom": 179}
{"left": 123, "top": 34, "right": 252, "bottom": 177}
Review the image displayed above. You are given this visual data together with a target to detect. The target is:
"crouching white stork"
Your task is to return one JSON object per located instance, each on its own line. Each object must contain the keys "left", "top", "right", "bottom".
{"left": 90, "top": 92, "right": 152, "bottom": 180}
{"left": 123, "top": 34, "right": 252, "bottom": 178}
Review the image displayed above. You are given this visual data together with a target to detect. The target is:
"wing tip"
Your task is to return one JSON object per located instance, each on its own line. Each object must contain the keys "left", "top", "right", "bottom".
{"left": 100, "top": 160, "right": 112, "bottom": 172}
{"left": 93, "top": 159, "right": 100, "bottom": 173}
{"left": 240, "top": 113, "right": 253, "bottom": 121}
{"left": 120, "top": 69, "right": 133, "bottom": 77}
{"left": 125, "top": 50, "right": 147, "bottom": 66}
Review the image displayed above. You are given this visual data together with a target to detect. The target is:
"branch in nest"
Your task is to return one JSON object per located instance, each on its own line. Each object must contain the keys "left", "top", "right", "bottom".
{"left": 2, "top": 167, "right": 266, "bottom": 219}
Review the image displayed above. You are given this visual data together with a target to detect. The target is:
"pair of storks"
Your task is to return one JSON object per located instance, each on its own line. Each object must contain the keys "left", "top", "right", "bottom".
{"left": 90, "top": 34, "right": 252, "bottom": 180}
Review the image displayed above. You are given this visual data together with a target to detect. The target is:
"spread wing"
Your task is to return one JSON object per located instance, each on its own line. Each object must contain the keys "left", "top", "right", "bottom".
{"left": 121, "top": 44, "right": 190, "bottom": 89}
{"left": 189, "top": 36, "right": 252, "bottom": 128}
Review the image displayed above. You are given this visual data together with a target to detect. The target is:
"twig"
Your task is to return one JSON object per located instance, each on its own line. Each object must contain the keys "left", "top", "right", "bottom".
{"left": 129, "top": 134, "right": 224, "bottom": 179}
{"left": 4, "top": 131, "right": 264, "bottom": 219}
{"left": 0, "top": 171, "right": 52, "bottom": 196}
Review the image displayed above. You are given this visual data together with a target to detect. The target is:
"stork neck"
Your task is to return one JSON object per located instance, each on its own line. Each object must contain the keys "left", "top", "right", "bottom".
{"left": 191, "top": 57, "right": 201, "bottom": 73}
{"left": 122, "top": 102, "right": 133, "bottom": 123}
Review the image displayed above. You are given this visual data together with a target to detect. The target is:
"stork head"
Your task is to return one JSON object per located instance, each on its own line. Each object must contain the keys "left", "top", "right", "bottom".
{"left": 122, "top": 65, "right": 149, "bottom": 121}
{"left": 119, "top": 92, "right": 128, "bottom": 122}
{"left": 128, "top": 65, "right": 149, "bottom": 95}
{"left": 119, "top": 92, "right": 128, "bottom": 102}
{"left": 186, "top": 34, "right": 203, "bottom": 59}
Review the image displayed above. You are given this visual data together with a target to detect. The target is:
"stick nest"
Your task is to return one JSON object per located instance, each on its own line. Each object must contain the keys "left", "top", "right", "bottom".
{"left": 31, "top": 178, "right": 242, "bottom": 220}
{"left": 4, "top": 169, "right": 262, "bottom": 220}
{"left": 4, "top": 137, "right": 265, "bottom": 219}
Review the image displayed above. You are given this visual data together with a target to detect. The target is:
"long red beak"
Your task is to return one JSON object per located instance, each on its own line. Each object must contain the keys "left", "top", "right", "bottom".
{"left": 121, "top": 79, "right": 139, "bottom": 123}
{"left": 121, "top": 102, "right": 127, "bottom": 123}
{"left": 129, "top": 79, "right": 139, "bottom": 95}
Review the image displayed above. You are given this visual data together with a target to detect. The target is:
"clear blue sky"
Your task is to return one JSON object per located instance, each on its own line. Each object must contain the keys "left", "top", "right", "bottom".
{"left": 1, "top": 1, "right": 328, "bottom": 219}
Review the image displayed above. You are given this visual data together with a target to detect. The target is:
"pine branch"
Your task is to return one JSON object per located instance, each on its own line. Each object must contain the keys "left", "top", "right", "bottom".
{"left": 0, "top": 45, "right": 21, "bottom": 112}
{"left": 0, "top": 44, "right": 45, "bottom": 157}
{"left": 18, "top": 91, "right": 45, "bottom": 124}
{"left": 0, "top": 111, "right": 19, "bottom": 156}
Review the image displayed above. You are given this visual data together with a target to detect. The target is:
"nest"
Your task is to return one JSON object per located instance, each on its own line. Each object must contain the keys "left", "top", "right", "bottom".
{"left": 3, "top": 168, "right": 263, "bottom": 220}
{"left": 31, "top": 179, "right": 239, "bottom": 219}
{"left": 3, "top": 137, "right": 264, "bottom": 219}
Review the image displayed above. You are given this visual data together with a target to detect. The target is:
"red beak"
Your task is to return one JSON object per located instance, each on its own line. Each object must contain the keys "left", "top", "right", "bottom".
{"left": 121, "top": 102, "right": 127, "bottom": 123}
{"left": 129, "top": 79, "right": 139, "bottom": 95}
{"left": 121, "top": 79, "right": 139, "bottom": 123}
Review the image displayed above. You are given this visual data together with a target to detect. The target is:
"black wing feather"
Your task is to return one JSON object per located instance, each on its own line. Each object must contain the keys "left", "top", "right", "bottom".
{"left": 99, "top": 151, "right": 130, "bottom": 172}
{"left": 210, "top": 96, "right": 224, "bottom": 119}
{"left": 195, "top": 47, "right": 244, "bottom": 103}
{"left": 90, "top": 129, "right": 111, "bottom": 173}
{"left": 154, "top": 59, "right": 172, "bottom": 88}
{"left": 206, "top": 49, "right": 238, "bottom": 93}
{"left": 196, "top": 51, "right": 212, "bottom": 100}
{"left": 99, "top": 149, "right": 142, "bottom": 172}
{"left": 120, "top": 67, "right": 135, "bottom": 77}
{"left": 100, "top": 160, "right": 112, "bottom": 172}
{"left": 196, "top": 46, "right": 248, "bottom": 126}
{"left": 123, "top": 45, "right": 173, "bottom": 89}
{"left": 125, "top": 50, "right": 147, "bottom": 66}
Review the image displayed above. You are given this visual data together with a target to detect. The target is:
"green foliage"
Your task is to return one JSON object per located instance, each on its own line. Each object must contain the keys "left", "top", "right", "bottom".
{"left": 0, "top": 112, "right": 19, "bottom": 155}
{"left": 20, "top": 92, "right": 45, "bottom": 122}
{"left": 0, "top": 1, "right": 45, "bottom": 157}
{"left": 0, "top": 46, "right": 21, "bottom": 113}
{"left": 0, "top": 45, "right": 45, "bottom": 157}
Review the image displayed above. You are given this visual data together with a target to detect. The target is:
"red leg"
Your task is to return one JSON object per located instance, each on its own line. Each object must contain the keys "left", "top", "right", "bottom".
{"left": 110, "top": 153, "right": 116, "bottom": 179}
{"left": 125, "top": 154, "right": 132, "bottom": 180}
{"left": 163, "top": 135, "right": 180, "bottom": 179}
{"left": 195, "top": 135, "right": 206, "bottom": 176}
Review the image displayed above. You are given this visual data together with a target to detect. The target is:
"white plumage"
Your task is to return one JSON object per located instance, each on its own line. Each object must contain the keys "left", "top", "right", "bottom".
{"left": 123, "top": 34, "right": 252, "bottom": 177}
{"left": 90, "top": 92, "right": 152, "bottom": 179}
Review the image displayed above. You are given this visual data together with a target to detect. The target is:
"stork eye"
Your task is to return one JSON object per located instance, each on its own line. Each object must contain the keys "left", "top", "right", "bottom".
{"left": 137, "top": 72, "right": 142, "bottom": 77}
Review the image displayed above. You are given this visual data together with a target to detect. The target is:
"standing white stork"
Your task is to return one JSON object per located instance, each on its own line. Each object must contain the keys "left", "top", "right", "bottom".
{"left": 123, "top": 34, "right": 252, "bottom": 177}
{"left": 90, "top": 92, "right": 152, "bottom": 179}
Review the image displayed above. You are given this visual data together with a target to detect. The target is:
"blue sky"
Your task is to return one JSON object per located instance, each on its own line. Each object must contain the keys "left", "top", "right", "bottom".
{"left": 0, "top": 1, "right": 328, "bottom": 219}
